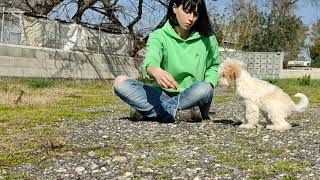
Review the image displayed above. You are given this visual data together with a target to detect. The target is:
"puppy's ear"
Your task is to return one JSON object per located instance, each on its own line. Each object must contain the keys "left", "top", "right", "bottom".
{"left": 228, "top": 64, "right": 241, "bottom": 86}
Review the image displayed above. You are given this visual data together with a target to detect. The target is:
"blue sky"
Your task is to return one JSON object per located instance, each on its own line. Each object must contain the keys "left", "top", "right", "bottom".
{"left": 295, "top": 1, "right": 320, "bottom": 27}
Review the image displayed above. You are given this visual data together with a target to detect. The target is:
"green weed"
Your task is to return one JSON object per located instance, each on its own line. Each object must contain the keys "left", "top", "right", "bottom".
{"left": 297, "top": 74, "right": 311, "bottom": 86}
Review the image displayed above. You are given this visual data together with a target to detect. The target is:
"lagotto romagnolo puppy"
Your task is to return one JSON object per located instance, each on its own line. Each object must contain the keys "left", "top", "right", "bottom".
{"left": 219, "top": 59, "right": 309, "bottom": 131}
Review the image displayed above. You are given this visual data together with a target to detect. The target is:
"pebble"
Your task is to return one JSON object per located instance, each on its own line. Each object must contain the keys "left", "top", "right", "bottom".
{"left": 88, "top": 151, "right": 96, "bottom": 157}
{"left": 75, "top": 167, "right": 85, "bottom": 174}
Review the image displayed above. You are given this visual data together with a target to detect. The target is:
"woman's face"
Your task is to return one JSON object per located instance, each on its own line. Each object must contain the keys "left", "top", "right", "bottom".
{"left": 173, "top": 3, "right": 199, "bottom": 31}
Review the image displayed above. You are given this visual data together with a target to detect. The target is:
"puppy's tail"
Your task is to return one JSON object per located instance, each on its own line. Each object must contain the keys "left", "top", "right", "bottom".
{"left": 294, "top": 93, "right": 309, "bottom": 113}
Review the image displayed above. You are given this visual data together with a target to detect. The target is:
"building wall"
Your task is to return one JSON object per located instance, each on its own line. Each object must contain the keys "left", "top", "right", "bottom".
{"left": 0, "top": 43, "right": 142, "bottom": 79}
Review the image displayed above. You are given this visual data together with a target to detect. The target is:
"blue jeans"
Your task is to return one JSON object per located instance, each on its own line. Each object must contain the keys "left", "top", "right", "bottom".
{"left": 113, "top": 79, "right": 214, "bottom": 123}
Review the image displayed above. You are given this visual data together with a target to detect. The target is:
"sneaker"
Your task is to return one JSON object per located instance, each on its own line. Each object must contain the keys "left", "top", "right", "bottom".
{"left": 176, "top": 106, "right": 203, "bottom": 122}
{"left": 203, "top": 112, "right": 216, "bottom": 120}
{"left": 129, "top": 108, "right": 145, "bottom": 121}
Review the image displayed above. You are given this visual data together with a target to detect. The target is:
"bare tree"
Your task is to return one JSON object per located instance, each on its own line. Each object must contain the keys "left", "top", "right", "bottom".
{"left": 0, "top": 0, "right": 64, "bottom": 16}
{"left": 72, "top": 0, "right": 98, "bottom": 23}
{"left": 268, "top": 0, "right": 298, "bottom": 16}
{"left": 219, "top": 0, "right": 259, "bottom": 51}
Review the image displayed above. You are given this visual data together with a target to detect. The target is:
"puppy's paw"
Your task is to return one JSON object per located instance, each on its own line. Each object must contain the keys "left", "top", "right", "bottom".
{"left": 266, "top": 124, "right": 291, "bottom": 131}
{"left": 239, "top": 123, "right": 256, "bottom": 129}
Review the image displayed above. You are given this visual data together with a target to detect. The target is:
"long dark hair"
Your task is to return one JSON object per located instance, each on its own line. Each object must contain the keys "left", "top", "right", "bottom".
{"left": 166, "top": 0, "right": 213, "bottom": 37}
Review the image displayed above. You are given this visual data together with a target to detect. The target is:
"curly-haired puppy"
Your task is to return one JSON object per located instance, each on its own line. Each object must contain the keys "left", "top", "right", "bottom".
{"left": 219, "top": 59, "right": 309, "bottom": 131}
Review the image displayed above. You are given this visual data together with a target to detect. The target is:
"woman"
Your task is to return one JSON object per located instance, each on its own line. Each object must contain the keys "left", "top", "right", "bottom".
{"left": 113, "top": 0, "right": 220, "bottom": 123}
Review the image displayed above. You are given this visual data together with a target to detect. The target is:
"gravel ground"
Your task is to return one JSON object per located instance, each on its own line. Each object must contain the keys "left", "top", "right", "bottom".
{"left": 2, "top": 87, "right": 320, "bottom": 179}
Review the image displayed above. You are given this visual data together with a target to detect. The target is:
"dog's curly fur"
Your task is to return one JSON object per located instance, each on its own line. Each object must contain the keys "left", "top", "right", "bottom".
{"left": 219, "top": 59, "right": 309, "bottom": 131}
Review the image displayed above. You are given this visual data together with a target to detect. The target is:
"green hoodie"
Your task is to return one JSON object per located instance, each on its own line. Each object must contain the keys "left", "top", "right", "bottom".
{"left": 143, "top": 21, "right": 220, "bottom": 93}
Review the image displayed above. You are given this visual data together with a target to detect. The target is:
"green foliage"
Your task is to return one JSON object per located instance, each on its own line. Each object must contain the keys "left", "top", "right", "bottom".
{"left": 297, "top": 74, "right": 311, "bottom": 86}
{"left": 309, "top": 19, "right": 320, "bottom": 67}
{"left": 243, "top": 13, "right": 308, "bottom": 66}
{"left": 245, "top": 13, "right": 307, "bottom": 51}
{"left": 309, "top": 43, "right": 320, "bottom": 68}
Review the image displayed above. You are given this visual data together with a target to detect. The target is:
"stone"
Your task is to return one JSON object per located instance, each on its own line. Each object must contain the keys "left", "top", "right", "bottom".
{"left": 75, "top": 167, "right": 85, "bottom": 174}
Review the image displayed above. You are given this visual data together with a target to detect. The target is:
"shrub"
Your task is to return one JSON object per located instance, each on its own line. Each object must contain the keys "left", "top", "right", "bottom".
{"left": 297, "top": 74, "right": 311, "bottom": 86}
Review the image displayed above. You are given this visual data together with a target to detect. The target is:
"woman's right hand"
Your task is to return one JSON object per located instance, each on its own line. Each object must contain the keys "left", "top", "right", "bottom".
{"left": 147, "top": 66, "right": 179, "bottom": 89}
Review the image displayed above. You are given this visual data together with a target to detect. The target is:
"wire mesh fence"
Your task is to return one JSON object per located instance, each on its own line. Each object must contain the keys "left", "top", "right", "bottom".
{"left": 0, "top": 7, "right": 133, "bottom": 56}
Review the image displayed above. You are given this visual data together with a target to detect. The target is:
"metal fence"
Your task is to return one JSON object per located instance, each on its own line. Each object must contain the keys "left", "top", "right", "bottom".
{"left": 0, "top": 8, "right": 133, "bottom": 56}
{"left": 0, "top": 7, "right": 22, "bottom": 45}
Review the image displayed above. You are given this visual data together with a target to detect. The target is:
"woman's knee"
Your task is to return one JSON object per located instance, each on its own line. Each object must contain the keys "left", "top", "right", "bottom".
{"left": 113, "top": 75, "right": 129, "bottom": 87}
{"left": 194, "top": 81, "right": 213, "bottom": 97}
{"left": 197, "top": 81, "right": 213, "bottom": 91}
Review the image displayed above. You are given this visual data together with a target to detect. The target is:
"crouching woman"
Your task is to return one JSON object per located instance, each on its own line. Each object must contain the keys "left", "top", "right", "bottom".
{"left": 113, "top": 0, "right": 220, "bottom": 123}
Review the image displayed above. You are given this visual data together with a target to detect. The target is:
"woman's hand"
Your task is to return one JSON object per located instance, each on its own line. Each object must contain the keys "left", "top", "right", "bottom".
{"left": 147, "top": 66, "right": 179, "bottom": 89}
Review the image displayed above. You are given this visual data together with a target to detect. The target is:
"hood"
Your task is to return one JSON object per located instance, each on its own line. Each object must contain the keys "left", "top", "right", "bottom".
{"left": 162, "top": 20, "right": 201, "bottom": 42}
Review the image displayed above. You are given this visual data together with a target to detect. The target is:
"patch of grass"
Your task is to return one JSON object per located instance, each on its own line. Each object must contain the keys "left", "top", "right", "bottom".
{"left": 154, "top": 139, "right": 175, "bottom": 152}
{"left": 0, "top": 78, "right": 118, "bottom": 168}
{"left": 95, "top": 145, "right": 119, "bottom": 157}
{"left": 207, "top": 143, "right": 304, "bottom": 178}
{"left": 131, "top": 140, "right": 154, "bottom": 152}
{"left": 149, "top": 156, "right": 176, "bottom": 168}
{"left": 207, "top": 146, "right": 220, "bottom": 154}
{"left": 287, "top": 144, "right": 298, "bottom": 150}
{"left": 215, "top": 153, "right": 236, "bottom": 163}
{"left": 183, "top": 159, "right": 199, "bottom": 169}
{"left": 156, "top": 173, "right": 173, "bottom": 180}
{"left": 0, "top": 152, "right": 34, "bottom": 166}
{"left": 288, "top": 114, "right": 306, "bottom": 121}
{"left": 0, "top": 171, "right": 32, "bottom": 180}
{"left": 26, "top": 78, "right": 56, "bottom": 89}
{"left": 212, "top": 153, "right": 271, "bottom": 177}
{"left": 214, "top": 96, "right": 233, "bottom": 104}
{"left": 282, "top": 175, "right": 299, "bottom": 180}
{"left": 272, "top": 160, "right": 308, "bottom": 173}
{"left": 248, "top": 175, "right": 264, "bottom": 180}
{"left": 270, "top": 79, "right": 320, "bottom": 104}
{"left": 132, "top": 157, "right": 145, "bottom": 167}
{"left": 210, "top": 151, "right": 270, "bottom": 176}
{"left": 251, "top": 146, "right": 286, "bottom": 155}
{"left": 217, "top": 168, "right": 233, "bottom": 175}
